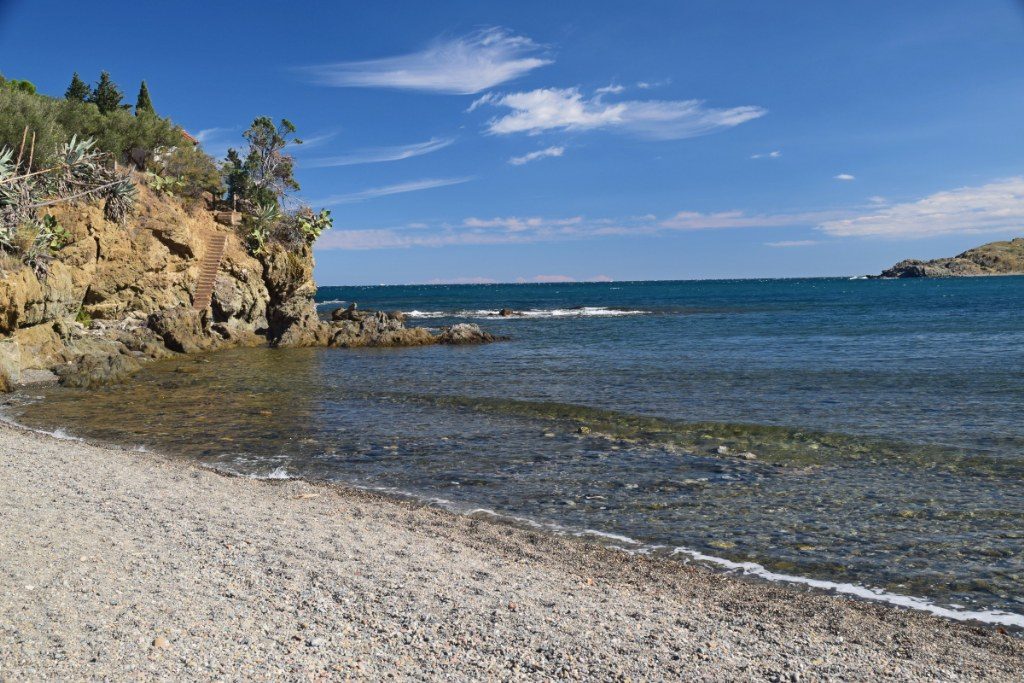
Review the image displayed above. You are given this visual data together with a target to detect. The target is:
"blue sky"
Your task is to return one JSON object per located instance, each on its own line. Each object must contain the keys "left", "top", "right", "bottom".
{"left": 3, "top": 1, "right": 1024, "bottom": 284}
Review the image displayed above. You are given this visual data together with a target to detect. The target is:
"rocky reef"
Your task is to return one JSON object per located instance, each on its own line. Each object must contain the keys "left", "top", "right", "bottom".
{"left": 878, "top": 237, "right": 1024, "bottom": 278}
{"left": 0, "top": 188, "right": 497, "bottom": 390}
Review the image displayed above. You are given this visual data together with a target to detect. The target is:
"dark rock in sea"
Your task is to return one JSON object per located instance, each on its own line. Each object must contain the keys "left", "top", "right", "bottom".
{"left": 54, "top": 352, "right": 142, "bottom": 389}
{"left": 498, "top": 308, "right": 517, "bottom": 317}
{"left": 879, "top": 237, "right": 1024, "bottom": 278}
{"left": 148, "top": 308, "right": 215, "bottom": 354}
{"left": 434, "top": 323, "right": 502, "bottom": 345}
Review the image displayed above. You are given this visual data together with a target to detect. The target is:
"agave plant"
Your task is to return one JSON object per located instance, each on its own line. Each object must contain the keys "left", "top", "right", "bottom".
{"left": 244, "top": 202, "right": 281, "bottom": 255}
{"left": 103, "top": 176, "right": 138, "bottom": 223}
{"left": 0, "top": 147, "right": 14, "bottom": 181}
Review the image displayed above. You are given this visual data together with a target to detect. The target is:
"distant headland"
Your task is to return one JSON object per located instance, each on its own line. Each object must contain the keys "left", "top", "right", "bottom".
{"left": 877, "top": 237, "right": 1024, "bottom": 278}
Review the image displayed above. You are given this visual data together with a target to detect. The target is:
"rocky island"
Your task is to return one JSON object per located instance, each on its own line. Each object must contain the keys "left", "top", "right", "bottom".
{"left": 878, "top": 237, "right": 1024, "bottom": 278}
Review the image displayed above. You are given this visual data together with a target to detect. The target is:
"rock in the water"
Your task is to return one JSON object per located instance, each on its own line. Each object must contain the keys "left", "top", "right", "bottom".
{"left": 435, "top": 323, "right": 500, "bottom": 345}
{"left": 55, "top": 352, "right": 142, "bottom": 388}
{"left": 147, "top": 308, "right": 213, "bottom": 354}
{"left": 498, "top": 307, "right": 517, "bottom": 317}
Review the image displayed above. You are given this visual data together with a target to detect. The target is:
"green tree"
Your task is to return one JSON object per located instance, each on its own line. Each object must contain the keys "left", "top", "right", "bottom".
{"left": 223, "top": 148, "right": 250, "bottom": 206}
{"left": 87, "top": 71, "right": 126, "bottom": 114}
{"left": 135, "top": 80, "right": 154, "bottom": 116}
{"left": 240, "top": 117, "right": 301, "bottom": 206}
{"left": 65, "top": 72, "right": 90, "bottom": 101}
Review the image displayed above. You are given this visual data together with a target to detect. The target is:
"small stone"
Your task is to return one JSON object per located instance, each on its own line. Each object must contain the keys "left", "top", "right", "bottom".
{"left": 508, "top": 602, "right": 518, "bottom": 611}
{"left": 152, "top": 636, "right": 171, "bottom": 650}
{"left": 713, "top": 445, "right": 730, "bottom": 455}
{"left": 736, "top": 451, "right": 758, "bottom": 460}
{"left": 577, "top": 426, "right": 592, "bottom": 435}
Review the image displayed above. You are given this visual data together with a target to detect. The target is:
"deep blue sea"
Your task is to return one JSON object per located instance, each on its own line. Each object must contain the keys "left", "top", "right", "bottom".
{"left": 10, "top": 276, "right": 1024, "bottom": 624}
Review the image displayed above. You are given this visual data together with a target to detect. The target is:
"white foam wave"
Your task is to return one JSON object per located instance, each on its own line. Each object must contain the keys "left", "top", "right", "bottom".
{"left": 0, "top": 413, "right": 85, "bottom": 442}
{"left": 669, "top": 547, "right": 1024, "bottom": 628}
{"left": 264, "top": 466, "right": 291, "bottom": 480}
{"left": 404, "top": 306, "right": 647, "bottom": 320}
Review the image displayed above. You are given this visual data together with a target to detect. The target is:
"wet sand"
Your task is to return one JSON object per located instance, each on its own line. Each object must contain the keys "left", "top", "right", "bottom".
{"left": 0, "top": 422, "right": 1021, "bottom": 681}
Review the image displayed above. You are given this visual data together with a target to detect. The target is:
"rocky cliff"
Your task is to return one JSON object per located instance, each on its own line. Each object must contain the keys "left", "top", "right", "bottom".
{"left": 879, "top": 237, "right": 1024, "bottom": 278}
{"left": 0, "top": 187, "right": 495, "bottom": 390}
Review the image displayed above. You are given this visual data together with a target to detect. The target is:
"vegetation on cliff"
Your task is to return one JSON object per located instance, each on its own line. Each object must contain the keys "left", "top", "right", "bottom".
{"left": 879, "top": 237, "right": 1024, "bottom": 278}
{"left": 0, "top": 71, "right": 494, "bottom": 392}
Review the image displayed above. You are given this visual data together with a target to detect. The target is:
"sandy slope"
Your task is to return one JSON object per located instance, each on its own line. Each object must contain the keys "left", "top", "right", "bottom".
{"left": 0, "top": 422, "right": 1021, "bottom": 681}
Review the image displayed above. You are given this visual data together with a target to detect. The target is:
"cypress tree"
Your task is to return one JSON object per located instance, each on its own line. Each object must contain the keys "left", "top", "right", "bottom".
{"left": 88, "top": 71, "right": 125, "bottom": 114}
{"left": 135, "top": 80, "right": 154, "bottom": 116}
{"left": 65, "top": 72, "right": 90, "bottom": 101}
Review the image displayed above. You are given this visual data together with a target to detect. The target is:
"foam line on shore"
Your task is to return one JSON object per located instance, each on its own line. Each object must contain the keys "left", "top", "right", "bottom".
{"left": 669, "top": 547, "right": 1024, "bottom": 628}
{"left": 4, "top": 412, "right": 1021, "bottom": 630}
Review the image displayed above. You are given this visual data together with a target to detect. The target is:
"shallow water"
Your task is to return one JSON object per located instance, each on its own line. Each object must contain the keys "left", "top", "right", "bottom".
{"left": 8, "top": 277, "right": 1024, "bottom": 621}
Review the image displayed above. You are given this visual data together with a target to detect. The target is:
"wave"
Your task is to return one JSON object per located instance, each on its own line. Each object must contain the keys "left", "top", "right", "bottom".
{"left": 397, "top": 499, "right": 1024, "bottom": 627}
{"left": 405, "top": 306, "right": 648, "bottom": 320}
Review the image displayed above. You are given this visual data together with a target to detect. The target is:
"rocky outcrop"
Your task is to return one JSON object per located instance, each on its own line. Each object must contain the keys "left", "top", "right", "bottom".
{"left": 879, "top": 237, "right": 1024, "bottom": 278}
{"left": 0, "top": 186, "right": 501, "bottom": 391}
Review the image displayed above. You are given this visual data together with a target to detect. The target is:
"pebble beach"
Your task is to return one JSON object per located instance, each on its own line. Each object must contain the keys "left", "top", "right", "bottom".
{"left": 1, "top": 421, "right": 1022, "bottom": 681}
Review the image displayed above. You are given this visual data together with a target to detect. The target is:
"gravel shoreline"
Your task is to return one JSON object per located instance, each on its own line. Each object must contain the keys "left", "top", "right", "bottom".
{"left": 1, "top": 422, "right": 1021, "bottom": 681}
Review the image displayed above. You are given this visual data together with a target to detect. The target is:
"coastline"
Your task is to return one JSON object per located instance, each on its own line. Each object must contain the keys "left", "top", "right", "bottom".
{"left": 1, "top": 421, "right": 1021, "bottom": 680}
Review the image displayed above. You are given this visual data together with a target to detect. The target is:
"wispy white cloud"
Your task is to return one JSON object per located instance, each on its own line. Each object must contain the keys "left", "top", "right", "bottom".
{"left": 751, "top": 150, "right": 781, "bottom": 159}
{"left": 636, "top": 79, "right": 670, "bottom": 90}
{"left": 314, "top": 177, "right": 472, "bottom": 206}
{"left": 471, "top": 87, "right": 765, "bottom": 139}
{"left": 463, "top": 215, "right": 582, "bottom": 231}
{"left": 661, "top": 209, "right": 840, "bottom": 230}
{"left": 193, "top": 127, "right": 235, "bottom": 158}
{"left": 508, "top": 145, "right": 565, "bottom": 165}
{"left": 302, "top": 28, "right": 550, "bottom": 94}
{"left": 834, "top": 173, "right": 856, "bottom": 181}
{"left": 765, "top": 240, "right": 820, "bottom": 247}
{"left": 819, "top": 177, "right": 1024, "bottom": 238}
{"left": 522, "top": 274, "right": 575, "bottom": 283}
{"left": 302, "top": 138, "right": 454, "bottom": 168}
{"left": 425, "top": 276, "right": 499, "bottom": 285}
{"left": 595, "top": 84, "right": 626, "bottom": 95}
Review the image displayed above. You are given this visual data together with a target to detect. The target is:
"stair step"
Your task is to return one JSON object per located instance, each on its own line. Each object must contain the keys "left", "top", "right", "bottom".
{"left": 192, "top": 232, "right": 229, "bottom": 310}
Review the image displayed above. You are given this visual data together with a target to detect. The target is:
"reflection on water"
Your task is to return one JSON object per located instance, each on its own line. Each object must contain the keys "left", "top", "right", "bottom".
{"left": 7, "top": 277, "right": 1024, "bottom": 619}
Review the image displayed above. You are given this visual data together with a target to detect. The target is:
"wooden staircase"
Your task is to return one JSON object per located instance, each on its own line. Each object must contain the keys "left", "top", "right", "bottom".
{"left": 192, "top": 233, "right": 227, "bottom": 310}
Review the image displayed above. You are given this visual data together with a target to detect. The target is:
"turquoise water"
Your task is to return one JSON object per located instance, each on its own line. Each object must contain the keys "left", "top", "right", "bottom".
{"left": 10, "top": 276, "right": 1024, "bottom": 622}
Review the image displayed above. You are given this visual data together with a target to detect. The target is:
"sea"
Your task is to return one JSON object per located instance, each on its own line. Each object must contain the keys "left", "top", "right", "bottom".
{"left": 6, "top": 276, "right": 1024, "bottom": 625}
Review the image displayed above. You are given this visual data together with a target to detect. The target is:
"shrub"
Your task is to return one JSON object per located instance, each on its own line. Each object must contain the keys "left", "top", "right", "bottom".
{"left": 0, "top": 83, "right": 181, "bottom": 169}
{"left": 150, "top": 143, "right": 223, "bottom": 199}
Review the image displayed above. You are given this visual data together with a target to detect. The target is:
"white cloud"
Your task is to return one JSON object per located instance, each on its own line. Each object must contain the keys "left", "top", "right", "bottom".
{"left": 314, "top": 177, "right": 472, "bottom": 206}
{"left": 867, "top": 195, "right": 888, "bottom": 205}
{"left": 661, "top": 209, "right": 838, "bottom": 230}
{"left": 425, "top": 276, "right": 499, "bottom": 285}
{"left": 819, "top": 177, "right": 1024, "bottom": 238}
{"left": 751, "top": 150, "right": 781, "bottom": 159}
{"left": 765, "top": 240, "right": 819, "bottom": 247}
{"left": 595, "top": 84, "right": 625, "bottom": 95}
{"left": 472, "top": 87, "right": 765, "bottom": 139}
{"left": 524, "top": 274, "right": 575, "bottom": 283}
{"left": 302, "top": 138, "right": 453, "bottom": 168}
{"left": 193, "top": 127, "right": 234, "bottom": 158}
{"left": 303, "top": 28, "right": 550, "bottom": 94}
{"left": 508, "top": 146, "right": 565, "bottom": 165}
{"left": 834, "top": 173, "right": 856, "bottom": 181}
{"left": 462, "top": 216, "right": 582, "bottom": 232}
